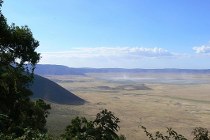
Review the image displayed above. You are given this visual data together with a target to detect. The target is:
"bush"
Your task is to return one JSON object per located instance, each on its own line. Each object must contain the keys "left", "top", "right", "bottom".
{"left": 141, "top": 125, "right": 210, "bottom": 140}
{"left": 62, "top": 109, "right": 125, "bottom": 140}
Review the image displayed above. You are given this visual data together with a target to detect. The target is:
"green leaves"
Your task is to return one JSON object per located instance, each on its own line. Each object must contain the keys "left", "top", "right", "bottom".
{"left": 0, "top": 7, "right": 40, "bottom": 73}
{"left": 0, "top": 127, "right": 53, "bottom": 140}
{"left": 0, "top": 0, "right": 2, "bottom": 8}
{"left": 141, "top": 125, "right": 210, "bottom": 140}
{"left": 62, "top": 109, "right": 122, "bottom": 140}
{"left": 192, "top": 127, "right": 210, "bottom": 140}
{"left": 9, "top": 24, "right": 40, "bottom": 67}
{"left": 94, "top": 109, "right": 120, "bottom": 140}
{"left": 0, "top": 1, "right": 50, "bottom": 139}
{"left": 62, "top": 117, "right": 95, "bottom": 140}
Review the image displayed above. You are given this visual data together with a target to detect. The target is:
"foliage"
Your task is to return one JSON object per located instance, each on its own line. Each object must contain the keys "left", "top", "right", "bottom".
{"left": 2, "top": 1, "right": 210, "bottom": 140}
{"left": 141, "top": 125, "right": 187, "bottom": 140}
{"left": 192, "top": 127, "right": 210, "bottom": 140}
{"left": 62, "top": 116, "right": 95, "bottom": 140}
{"left": 141, "top": 125, "right": 210, "bottom": 140}
{"left": 0, "top": 128, "right": 53, "bottom": 140}
{"left": 93, "top": 109, "right": 120, "bottom": 139}
{"left": 62, "top": 109, "right": 124, "bottom": 140}
{"left": 15, "top": 128, "right": 53, "bottom": 140}
{"left": 0, "top": 0, "right": 50, "bottom": 138}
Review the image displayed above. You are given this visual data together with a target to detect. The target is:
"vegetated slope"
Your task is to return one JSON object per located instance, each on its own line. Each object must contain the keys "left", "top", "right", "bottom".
{"left": 35, "top": 64, "right": 210, "bottom": 75}
{"left": 30, "top": 74, "right": 85, "bottom": 105}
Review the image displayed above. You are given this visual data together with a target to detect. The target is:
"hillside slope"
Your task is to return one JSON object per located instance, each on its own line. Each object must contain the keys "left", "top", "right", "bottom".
{"left": 30, "top": 75, "right": 85, "bottom": 105}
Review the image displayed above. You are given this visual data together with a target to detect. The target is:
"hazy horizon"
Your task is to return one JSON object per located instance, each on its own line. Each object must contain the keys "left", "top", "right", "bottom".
{"left": 36, "top": 63, "right": 210, "bottom": 70}
{"left": 3, "top": 0, "right": 210, "bottom": 69}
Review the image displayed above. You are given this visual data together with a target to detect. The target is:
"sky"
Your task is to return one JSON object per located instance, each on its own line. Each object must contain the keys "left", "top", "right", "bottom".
{"left": 2, "top": 0, "right": 210, "bottom": 68}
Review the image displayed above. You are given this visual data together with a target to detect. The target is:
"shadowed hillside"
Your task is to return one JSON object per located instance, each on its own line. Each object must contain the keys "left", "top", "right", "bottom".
{"left": 30, "top": 75, "right": 85, "bottom": 105}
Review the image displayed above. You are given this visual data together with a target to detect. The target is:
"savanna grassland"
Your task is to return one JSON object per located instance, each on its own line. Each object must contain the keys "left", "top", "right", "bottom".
{"left": 45, "top": 73, "right": 210, "bottom": 140}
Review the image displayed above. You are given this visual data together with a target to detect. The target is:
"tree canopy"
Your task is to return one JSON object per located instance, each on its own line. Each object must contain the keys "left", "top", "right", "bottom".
{"left": 0, "top": 0, "right": 50, "bottom": 138}
{"left": 62, "top": 109, "right": 124, "bottom": 140}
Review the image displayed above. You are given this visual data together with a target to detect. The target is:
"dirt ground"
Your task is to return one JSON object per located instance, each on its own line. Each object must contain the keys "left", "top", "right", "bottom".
{"left": 46, "top": 73, "right": 210, "bottom": 140}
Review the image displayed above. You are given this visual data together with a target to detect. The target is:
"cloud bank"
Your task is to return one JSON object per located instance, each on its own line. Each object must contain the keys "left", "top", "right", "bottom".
{"left": 39, "top": 46, "right": 209, "bottom": 68}
{"left": 41, "top": 47, "right": 174, "bottom": 58}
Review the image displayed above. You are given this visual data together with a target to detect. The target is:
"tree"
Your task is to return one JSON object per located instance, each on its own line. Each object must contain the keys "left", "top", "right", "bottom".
{"left": 93, "top": 109, "right": 120, "bottom": 140}
{"left": 0, "top": 0, "right": 50, "bottom": 138}
{"left": 141, "top": 125, "right": 210, "bottom": 140}
{"left": 192, "top": 127, "right": 210, "bottom": 140}
{"left": 62, "top": 109, "right": 124, "bottom": 140}
{"left": 141, "top": 125, "right": 187, "bottom": 140}
{"left": 62, "top": 117, "right": 95, "bottom": 140}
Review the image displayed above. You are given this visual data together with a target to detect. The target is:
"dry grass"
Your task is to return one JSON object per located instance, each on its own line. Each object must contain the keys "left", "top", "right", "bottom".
{"left": 46, "top": 73, "right": 210, "bottom": 140}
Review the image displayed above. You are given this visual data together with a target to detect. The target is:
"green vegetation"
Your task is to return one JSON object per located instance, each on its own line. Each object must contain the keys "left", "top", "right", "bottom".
{"left": 0, "top": 1, "right": 123, "bottom": 139}
{"left": 141, "top": 126, "right": 187, "bottom": 140}
{"left": 61, "top": 109, "right": 125, "bottom": 140}
{"left": 0, "top": 0, "right": 50, "bottom": 138}
{"left": 1, "top": 1, "right": 210, "bottom": 139}
{"left": 140, "top": 125, "right": 210, "bottom": 140}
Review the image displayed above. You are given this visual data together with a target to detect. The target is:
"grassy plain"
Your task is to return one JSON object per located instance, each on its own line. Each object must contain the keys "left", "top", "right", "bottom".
{"left": 45, "top": 73, "right": 210, "bottom": 140}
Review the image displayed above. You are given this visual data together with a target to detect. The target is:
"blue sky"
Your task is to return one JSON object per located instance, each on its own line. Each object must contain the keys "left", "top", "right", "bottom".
{"left": 2, "top": 0, "right": 210, "bottom": 68}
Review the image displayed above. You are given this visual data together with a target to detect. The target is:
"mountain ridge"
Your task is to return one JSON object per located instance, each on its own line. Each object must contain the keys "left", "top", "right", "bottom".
{"left": 35, "top": 64, "right": 210, "bottom": 75}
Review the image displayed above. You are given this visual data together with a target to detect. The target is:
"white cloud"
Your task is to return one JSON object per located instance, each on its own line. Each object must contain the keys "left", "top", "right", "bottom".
{"left": 193, "top": 45, "right": 210, "bottom": 54}
{"left": 39, "top": 47, "right": 194, "bottom": 68}
{"left": 41, "top": 47, "right": 173, "bottom": 59}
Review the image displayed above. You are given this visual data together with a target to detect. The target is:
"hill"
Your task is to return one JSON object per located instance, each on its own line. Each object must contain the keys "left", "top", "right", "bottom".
{"left": 34, "top": 64, "right": 84, "bottom": 75}
{"left": 30, "top": 74, "right": 85, "bottom": 105}
{"left": 35, "top": 64, "right": 210, "bottom": 75}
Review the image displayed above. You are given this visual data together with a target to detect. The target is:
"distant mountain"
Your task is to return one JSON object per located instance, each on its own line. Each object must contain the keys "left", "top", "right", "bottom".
{"left": 34, "top": 64, "right": 84, "bottom": 75}
{"left": 35, "top": 64, "right": 210, "bottom": 75}
{"left": 30, "top": 74, "right": 85, "bottom": 105}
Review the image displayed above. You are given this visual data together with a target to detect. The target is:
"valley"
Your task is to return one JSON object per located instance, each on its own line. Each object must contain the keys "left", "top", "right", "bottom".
{"left": 45, "top": 72, "right": 210, "bottom": 140}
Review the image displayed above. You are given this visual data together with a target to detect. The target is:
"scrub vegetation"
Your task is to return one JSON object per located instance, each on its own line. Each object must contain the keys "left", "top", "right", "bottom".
{"left": 1, "top": 1, "right": 210, "bottom": 139}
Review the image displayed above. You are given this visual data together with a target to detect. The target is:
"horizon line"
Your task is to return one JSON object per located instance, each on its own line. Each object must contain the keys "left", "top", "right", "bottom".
{"left": 36, "top": 64, "right": 210, "bottom": 70}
